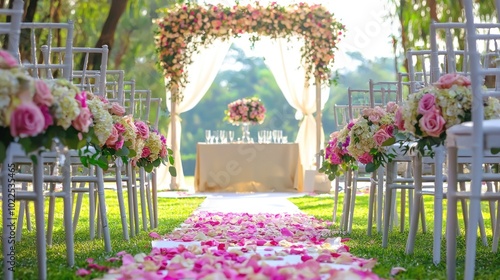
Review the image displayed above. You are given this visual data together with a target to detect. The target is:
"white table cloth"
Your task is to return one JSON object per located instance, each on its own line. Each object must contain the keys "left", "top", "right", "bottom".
{"left": 194, "top": 143, "right": 303, "bottom": 192}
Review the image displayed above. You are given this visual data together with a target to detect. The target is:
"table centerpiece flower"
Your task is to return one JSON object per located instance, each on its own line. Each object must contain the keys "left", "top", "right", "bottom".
{"left": 224, "top": 97, "right": 266, "bottom": 142}
{"left": 396, "top": 73, "right": 500, "bottom": 156}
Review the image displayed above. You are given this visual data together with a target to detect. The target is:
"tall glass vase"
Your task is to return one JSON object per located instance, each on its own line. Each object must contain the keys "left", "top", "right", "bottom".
{"left": 241, "top": 122, "right": 251, "bottom": 143}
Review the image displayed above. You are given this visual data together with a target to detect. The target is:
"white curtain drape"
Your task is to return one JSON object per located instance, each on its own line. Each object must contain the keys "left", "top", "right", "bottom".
{"left": 156, "top": 38, "right": 233, "bottom": 189}
{"left": 258, "top": 37, "right": 330, "bottom": 170}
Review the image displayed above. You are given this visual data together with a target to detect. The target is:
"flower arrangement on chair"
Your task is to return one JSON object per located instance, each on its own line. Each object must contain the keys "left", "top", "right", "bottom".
{"left": 396, "top": 73, "right": 500, "bottom": 155}
{"left": 136, "top": 128, "right": 175, "bottom": 174}
{"left": 224, "top": 97, "right": 266, "bottom": 125}
{"left": 0, "top": 50, "right": 91, "bottom": 161}
{"left": 320, "top": 102, "right": 400, "bottom": 180}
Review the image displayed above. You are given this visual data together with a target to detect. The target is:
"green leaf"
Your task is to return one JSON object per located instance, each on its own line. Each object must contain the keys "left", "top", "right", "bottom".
{"left": 365, "top": 162, "right": 376, "bottom": 173}
{"left": 491, "top": 148, "right": 500, "bottom": 155}
{"left": 169, "top": 166, "right": 177, "bottom": 177}
{"left": 145, "top": 164, "right": 154, "bottom": 173}
{"left": 382, "top": 137, "right": 396, "bottom": 146}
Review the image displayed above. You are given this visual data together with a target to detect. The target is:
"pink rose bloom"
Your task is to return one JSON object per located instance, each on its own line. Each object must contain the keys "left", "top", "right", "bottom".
{"left": 160, "top": 146, "right": 167, "bottom": 158}
{"left": 329, "top": 153, "right": 342, "bottom": 165}
{"left": 135, "top": 121, "right": 149, "bottom": 140}
{"left": 0, "top": 50, "right": 18, "bottom": 68}
{"left": 386, "top": 102, "right": 398, "bottom": 113}
{"left": 75, "top": 91, "right": 87, "bottom": 108}
{"left": 114, "top": 122, "right": 126, "bottom": 134}
{"left": 10, "top": 102, "right": 45, "bottom": 137}
{"left": 395, "top": 108, "right": 405, "bottom": 131}
{"left": 141, "top": 146, "right": 151, "bottom": 158}
{"left": 115, "top": 138, "right": 124, "bottom": 150}
{"left": 419, "top": 109, "right": 446, "bottom": 137}
{"left": 384, "top": 125, "right": 394, "bottom": 136}
{"left": 358, "top": 152, "right": 374, "bottom": 164}
{"left": 417, "top": 93, "right": 437, "bottom": 115}
{"left": 106, "top": 126, "right": 119, "bottom": 147}
{"left": 39, "top": 105, "right": 54, "bottom": 130}
{"left": 109, "top": 102, "right": 126, "bottom": 116}
{"left": 435, "top": 73, "right": 471, "bottom": 89}
{"left": 33, "top": 80, "right": 53, "bottom": 107}
{"left": 373, "top": 129, "right": 392, "bottom": 146}
{"left": 98, "top": 95, "right": 109, "bottom": 104}
{"left": 72, "top": 107, "right": 92, "bottom": 133}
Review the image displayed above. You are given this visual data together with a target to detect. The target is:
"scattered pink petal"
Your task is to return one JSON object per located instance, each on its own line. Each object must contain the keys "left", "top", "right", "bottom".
{"left": 149, "top": 232, "right": 161, "bottom": 239}
{"left": 76, "top": 268, "right": 91, "bottom": 277}
{"left": 391, "top": 266, "right": 407, "bottom": 276}
{"left": 280, "top": 227, "right": 294, "bottom": 237}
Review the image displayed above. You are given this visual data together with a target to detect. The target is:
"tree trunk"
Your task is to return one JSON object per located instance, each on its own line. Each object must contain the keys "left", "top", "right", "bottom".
{"left": 113, "top": 30, "right": 132, "bottom": 67}
{"left": 86, "top": 0, "right": 129, "bottom": 70}
{"left": 428, "top": 0, "right": 438, "bottom": 22}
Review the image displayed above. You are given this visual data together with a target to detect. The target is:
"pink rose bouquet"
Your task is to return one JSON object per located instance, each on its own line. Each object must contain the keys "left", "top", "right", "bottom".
{"left": 398, "top": 73, "right": 500, "bottom": 155}
{"left": 136, "top": 128, "right": 176, "bottom": 175}
{"left": 321, "top": 102, "right": 400, "bottom": 179}
{"left": 319, "top": 126, "right": 355, "bottom": 180}
{"left": 0, "top": 50, "right": 92, "bottom": 161}
{"left": 224, "top": 97, "right": 266, "bottom": 125}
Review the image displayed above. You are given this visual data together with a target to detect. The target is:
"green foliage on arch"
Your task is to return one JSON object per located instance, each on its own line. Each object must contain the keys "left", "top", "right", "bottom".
{"left": 154, "top": 1, "right": 345, "bottom": 100}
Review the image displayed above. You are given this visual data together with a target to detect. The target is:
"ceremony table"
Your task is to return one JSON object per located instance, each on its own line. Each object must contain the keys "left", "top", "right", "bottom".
{"left": 194, "top": 143, "right": 303, "bottom": 192}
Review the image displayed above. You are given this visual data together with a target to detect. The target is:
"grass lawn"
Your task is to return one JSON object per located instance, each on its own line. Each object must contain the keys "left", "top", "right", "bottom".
{"left": 2, "top": 189, "right": 500, "bottom": 279}
{"left": 290, "top": 194, "right": 500, "bottom": 280}
{"left": 0, "top": 191, "right": 205, "bottom": 279}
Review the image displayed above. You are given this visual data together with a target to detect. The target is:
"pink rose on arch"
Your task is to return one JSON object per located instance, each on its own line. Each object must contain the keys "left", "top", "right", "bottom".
{"left": 109, "top": 102, "right": 126, "bottom": 116}
{"left": 373, "top": 129, "right": 392, "bottom": 146}
{"left": 10, "top": 102, "right": 45, "bottom": 137}
{"left": 386, "top": 102, "right": 398, "bottom": 113}
{"left": 0, "top": 50, "right": 18, "bottom": 69}
{"left": 417, "top": 93, "right": 437, "bottom": 115}
{"left": 435, "top": 73, "right": 471, "bottom": 89}
{"left": 72, "top": 107, "right": 92, "bottom": 133}
{"left": 419, "top": 109, "right": 446, "bottom": 137}
{"left": 135, "top": 121, "right": 149, "bottom": 140}
{"left": 141, "top": 146, "right": 151, "bottom": 158}
{"left": 33, "top": 80, "right": 53, "bottom": 107}
{"left": 395, "top": 107, "right": 405, "bottom": 131}
{"left": 106, "top": 126, "right": 119, "bottom": 148}
{"left": 358, "top": 152, "right": 373, "bottom": 164}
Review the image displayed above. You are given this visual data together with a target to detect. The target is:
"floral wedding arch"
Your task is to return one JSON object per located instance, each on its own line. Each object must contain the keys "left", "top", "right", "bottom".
{"left": 154, "top": 1, "right": 345, "bottom": 189}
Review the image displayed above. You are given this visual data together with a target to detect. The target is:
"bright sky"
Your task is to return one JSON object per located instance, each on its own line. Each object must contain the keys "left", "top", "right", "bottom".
{"left": 234, "top": 0, "right": 398, "bottom": 71}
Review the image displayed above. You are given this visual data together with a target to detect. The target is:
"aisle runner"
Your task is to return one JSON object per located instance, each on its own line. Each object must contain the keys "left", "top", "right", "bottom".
{"left": 89, "top": 210, "right": 385, "bottom": 279}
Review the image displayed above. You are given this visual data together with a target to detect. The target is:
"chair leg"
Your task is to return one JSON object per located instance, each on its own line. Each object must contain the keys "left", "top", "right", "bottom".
{"left": 406, "top": 154, "right": 422, "bottom": 254}
{"left": 62, "top": 156, "right": 74, "bottom": 266}
{"left": 347, "top": 170, "right": 358, "bottom": 233}
{"left": 332, "top": 176, "right": 340, "bottom": 224}
{"left": 126, "top": 163, "right": 136, "bottom": 238}
{"left": 492, "top": 202, "right": 500, "bottom": 252}
{"left": 96, "top": 167, "right": 112, "bottom": 252}
{"left": 446, "top": 146, "right": 458, "bottom": 280}
{"left": 72, "top": 182, "right": 86, "bottom": 232}
{"left": 33, "top": 155, "right": 48, "bottom": 280}
{"left": 377, "top": 166, "right": 384, "bottom": 233}
{"left": 400, "top": 188, "right": 406, "bottom": 233}
{"left": 152, "top": 169, "right": 158, "bottom": 228}
{"left": 115, "top": 164, "right": 129, "bottom": 241}
{"left": 139, "top": 168, "right": 148, "bottom": 231}
{"left": 367, "top": 172, "right": 377, "bottom": 236}
{"left": 46, "top": 182, "right": 56, "bottom": 246}
{"left": 16, "top": 182, "right": 28, "bottom": 242}
{"left": 131, "top": 169, "right": 140, "bottom": 235}
{"left": 433, "top": 146, "right": 446, "bottom": 265}
{"left": 145, "top": 173, "right": 154, "bottom": 229}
